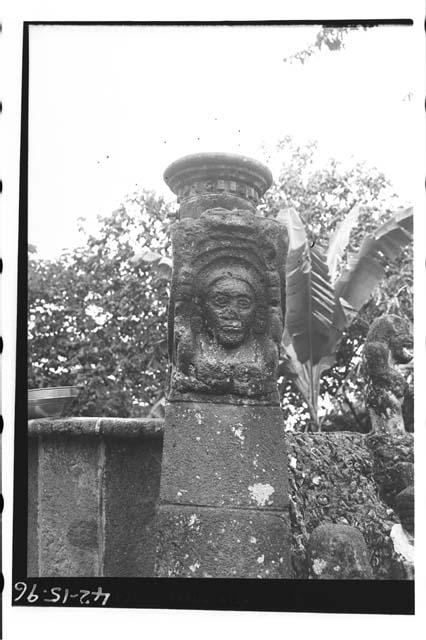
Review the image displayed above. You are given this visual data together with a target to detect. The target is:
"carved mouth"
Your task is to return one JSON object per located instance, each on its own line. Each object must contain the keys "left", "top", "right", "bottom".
{"left": 219, "top": 326, "right": 244, "bottom": 345}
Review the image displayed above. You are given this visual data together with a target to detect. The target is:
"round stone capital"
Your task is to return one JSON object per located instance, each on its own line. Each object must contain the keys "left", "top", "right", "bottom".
{"left": 164, "top": 152, "right": 273, "bottom": 218}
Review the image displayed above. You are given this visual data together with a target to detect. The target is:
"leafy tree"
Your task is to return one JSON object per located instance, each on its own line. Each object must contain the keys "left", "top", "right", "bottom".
{"left": 28, "top": 191, "right": 173, "bottom": 417}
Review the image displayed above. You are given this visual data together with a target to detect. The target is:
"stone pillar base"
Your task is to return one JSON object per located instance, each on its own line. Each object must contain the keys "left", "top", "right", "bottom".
{"left": 155, "top": 401, "right": 291, "bottom": 578}
{"left": 155, "top": 504, "right": 291, "bottom": 578}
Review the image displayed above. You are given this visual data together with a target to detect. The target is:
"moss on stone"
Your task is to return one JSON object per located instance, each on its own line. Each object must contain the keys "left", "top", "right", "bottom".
{"left": 366, "top": 432, "right": 414, "bottom": 507}
{"left": 286, "top": 431, "right": 408, "bottom": 579}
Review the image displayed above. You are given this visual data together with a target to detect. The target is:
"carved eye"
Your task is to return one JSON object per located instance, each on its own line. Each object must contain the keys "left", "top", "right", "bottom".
{"left": 237, "top": 297, "right": 252, "bottom": 309}
{"left": 213, "top": 294, "right": 229, "bottom": 307}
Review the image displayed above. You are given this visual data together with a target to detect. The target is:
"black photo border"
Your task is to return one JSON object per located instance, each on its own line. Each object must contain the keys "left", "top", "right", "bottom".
{"left": 13, "top": 19, "right": 415, "bottom": 614}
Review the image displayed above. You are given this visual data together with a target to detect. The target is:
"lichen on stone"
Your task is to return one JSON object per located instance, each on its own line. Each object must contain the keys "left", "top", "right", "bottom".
{"left": 286, "top": 432, "right": 404, "bottom": 579}
{"left": 248, "top": 482, "right": 275, "bottom": 507}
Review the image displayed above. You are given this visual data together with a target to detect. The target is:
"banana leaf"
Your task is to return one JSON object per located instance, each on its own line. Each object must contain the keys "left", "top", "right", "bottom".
{"left": 326, "top": 204, "right": 361, "bottom": 282}
{"left": 334, "top": 207, "right": 413, "bottom": 311}
{"left": 280, "top": 327, "right": 340, "bottom": 429}
{"left": 279, "top": 208, "right": 337, "bottom": 365}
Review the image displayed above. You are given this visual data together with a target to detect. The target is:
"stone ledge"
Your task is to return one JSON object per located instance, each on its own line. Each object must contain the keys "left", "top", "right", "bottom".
{"left": 28, "top": 417, "right": 165, "bottom": 439}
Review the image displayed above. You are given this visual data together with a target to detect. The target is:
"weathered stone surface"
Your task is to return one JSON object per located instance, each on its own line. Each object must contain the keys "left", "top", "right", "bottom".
{"left": 364, "top": 314, "right": 413, "bottom": 364}
{"left": 163, "top": 152, "right": 273, "bottom": 219}
{"left": 160, "top": 402, "right": 288, "bottom": 509}
{"left": 27, "top": 437, "right": 39, "bottom": 575}
{"left": 28, "top": 416, "right": 163, "bottom": 438}
{"left": 103, "top": 437, "right": 161, "bottom": 577}
{"left": 393, "top": 461, "right": 415, "bottom": 490}
{"left": 366, "top": 432, "right": 414, "bottom": 508}
{"left": 28, "top": 420, "right": 163, "bottom": 577}
{"left": 307, "top": 524, "right": 373, "bottom": 579}
{"left": 402, "top": 382, "right": 414, "bottom": 432}
{"left": 38, "top": 435, "right": 102, "bottom": 576}
{"left": 67, "top": 519, "right": 98, "bottom": 549}
{"left": 155, "top": 504, "right": 291, "bottom": 578}
{"left": 363, "top": 314, "right": 413, "bottom": 434}
{"left": 286, "top": 431, "right": 401, "bottom": 579}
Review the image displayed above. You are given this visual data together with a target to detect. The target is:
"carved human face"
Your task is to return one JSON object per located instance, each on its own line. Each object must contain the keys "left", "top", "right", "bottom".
{"left": 202, "top": 277, "right": 256, "bottom": 347}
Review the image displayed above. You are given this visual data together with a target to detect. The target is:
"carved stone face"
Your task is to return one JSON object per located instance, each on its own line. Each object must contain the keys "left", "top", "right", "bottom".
{"left": 202, "top": 276, "right": 256, "bottom": 347}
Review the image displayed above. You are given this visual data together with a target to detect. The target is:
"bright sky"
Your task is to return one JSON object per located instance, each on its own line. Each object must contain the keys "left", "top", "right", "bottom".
{"left": 28, "top": 24, "right": 415, "bottom": 258}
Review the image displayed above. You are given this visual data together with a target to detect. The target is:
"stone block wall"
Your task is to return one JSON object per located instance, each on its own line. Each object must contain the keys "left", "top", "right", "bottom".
{"left": 28, "top": 417, "right": 163, "bottom": 577}
{"left": 28, "top": 418, "right": 413, "bottom": 578}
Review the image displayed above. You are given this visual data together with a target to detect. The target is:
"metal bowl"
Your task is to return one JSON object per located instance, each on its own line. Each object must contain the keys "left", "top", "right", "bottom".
{"left": 28, "top": 386, "right": 79, "bottom": 419}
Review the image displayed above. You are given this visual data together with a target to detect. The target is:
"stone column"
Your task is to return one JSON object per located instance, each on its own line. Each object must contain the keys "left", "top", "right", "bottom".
{"left": 154, "top": 153, "right": 291, "bottom": 578}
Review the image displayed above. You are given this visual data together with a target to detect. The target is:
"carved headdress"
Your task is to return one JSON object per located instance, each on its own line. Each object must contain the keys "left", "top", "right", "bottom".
{"left": 171, "top": 207, "right": 285, "bottom": 346}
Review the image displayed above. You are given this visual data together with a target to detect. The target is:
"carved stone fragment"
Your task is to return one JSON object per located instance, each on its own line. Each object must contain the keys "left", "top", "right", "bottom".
{"left": 363, "top": 314, "right": 413, "bottom": 434}
{"left": 307, "top": 523, "right": 373, "bottom": 579}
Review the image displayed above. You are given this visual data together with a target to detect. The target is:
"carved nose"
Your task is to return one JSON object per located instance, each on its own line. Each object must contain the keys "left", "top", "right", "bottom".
{"left": 223, "top": 305, "right": 238, "bottom": 318}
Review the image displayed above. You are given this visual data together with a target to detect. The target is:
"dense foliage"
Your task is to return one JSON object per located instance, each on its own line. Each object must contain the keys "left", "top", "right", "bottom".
{"left": 28, "top": 138, "right": 412, "bottom": 426}
{"left": 28, "top": 192, "right": 172, "bottom": 417}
